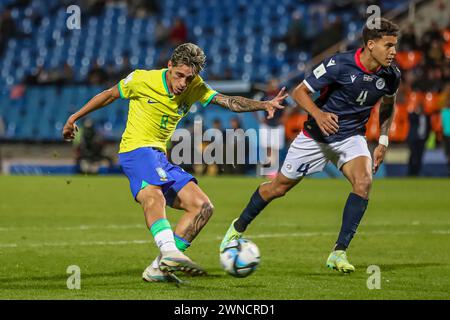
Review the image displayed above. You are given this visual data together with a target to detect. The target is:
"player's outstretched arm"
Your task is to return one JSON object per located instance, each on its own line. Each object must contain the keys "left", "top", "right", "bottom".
{"left": 292, "top": 83, "right": 338, "bottom": 136}
{"left": 62, "top": 85, "right": 121, "bottom": 141}
{"left": 373, "top": 94, "right": 396, "bottom": 173}
{"left": 211, "top": 87, "right": 287, "bottom": 119}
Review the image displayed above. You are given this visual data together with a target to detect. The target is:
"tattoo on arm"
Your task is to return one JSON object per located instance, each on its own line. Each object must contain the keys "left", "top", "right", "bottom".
{"left": 212, "top": 93, "right": 267, "bottom": 113}
{"left": 379, "top": 96, "right": 395, "bottom": 136}
{"left": 182, "top": 203, "right": 214, "bottom": 242}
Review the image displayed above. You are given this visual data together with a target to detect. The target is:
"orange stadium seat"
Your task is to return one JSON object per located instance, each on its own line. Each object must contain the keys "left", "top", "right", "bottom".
{"left": 285, "top": 112, "right": 308, "bottom": 142}
{"left": 406, "top": 91, "right": 424, "bottom": 113}
{"left": 423, "top": 92, "right": 442, "bottom": 115}
{"left": 442, "top": 29, "right": 450, "bottom": 43}
{"left": 395, "top": 51, "right": 423, "bottom": 70}
{"left": 430, "top": 112, "right": 443, "bottom": 141}
{"left": 389, "top": 103, "right": 409, "bottom": 142}
{"left": 444, "top": 42, "right": 450, "bottom": 59}
{"left": 365, "top": 103, "right": 380, "bottom": 141}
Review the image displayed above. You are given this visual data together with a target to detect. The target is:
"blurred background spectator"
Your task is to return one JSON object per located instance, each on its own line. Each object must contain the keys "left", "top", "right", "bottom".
{"left": 74, "top": 118, "right": 113, "bottom": 174}
{"left": 407, "top": 103, "right": 431, "bottom": 176}
{"left": 0, "top": 10, "right": 17, "bottom": 55}
{"left": 127, "top": 0, "right": 160, "bottom": 18}
{"left": 169, "top": 18, "right": 188, "bottom": 47}
{"left": 87, "top": 61, "right": 109, "bottom": 86}
{"left": 442, "top": 85, "right": 450, "bottom": 176}
{"left": 115, "top": 54, "right": 133, "bottom": 82}
{"left": 399, "top": 24, "right": 418, "bottom": 51}
{"left": 256, "top": 80, "right": 287, "bottom": 176}
{"left": 223, "top": 117, "right": 250, "bottom": 175}
{"left": 283, "top": 10, "right": 308, "bottom": 51}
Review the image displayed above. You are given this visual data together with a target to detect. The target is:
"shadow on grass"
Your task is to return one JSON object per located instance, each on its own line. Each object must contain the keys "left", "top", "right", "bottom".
{"left": 301, "top": 262, "right": 445, "bottom": 277}
{"left": 0, "top": 268, "right": 143, "bottom": 284}
{"left": 0, "top": 268, "right": 228, "bottom": 290}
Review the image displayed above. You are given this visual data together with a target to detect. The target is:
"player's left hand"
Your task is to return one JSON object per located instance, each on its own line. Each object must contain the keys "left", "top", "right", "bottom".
{"left": 265, "top": 87, "right": 288, "bottom": 119}
{"left": 62, "top": 118, "right": 79, "bottom": 141}
{"left": 373, "top": 144, "right": 387, "bottom": 174}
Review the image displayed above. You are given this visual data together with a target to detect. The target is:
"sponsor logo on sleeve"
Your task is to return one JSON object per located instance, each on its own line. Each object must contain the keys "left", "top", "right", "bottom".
{"left": 313, "top": 63, "right": 327, "bottom": 79}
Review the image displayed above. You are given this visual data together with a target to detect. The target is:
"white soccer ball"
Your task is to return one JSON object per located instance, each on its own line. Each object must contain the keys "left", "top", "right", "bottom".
{"left": 220, "top": 238, "right": 260, "bottom": 278}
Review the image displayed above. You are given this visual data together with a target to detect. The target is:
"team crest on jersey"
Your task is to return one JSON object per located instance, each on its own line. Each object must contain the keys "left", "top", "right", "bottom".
{"left": 376, "top": 78, "right": 385, "bottom": 90}
{"left": 156, "top": 167, "right": 168, "bottom": 181}
{"left": 177, "top": 103, "right": 188, "bottom": 115}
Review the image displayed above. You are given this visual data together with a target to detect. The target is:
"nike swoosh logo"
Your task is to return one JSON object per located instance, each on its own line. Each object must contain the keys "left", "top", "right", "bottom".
{"left": 148, "top": 99, "right": 156, "bottom": 104}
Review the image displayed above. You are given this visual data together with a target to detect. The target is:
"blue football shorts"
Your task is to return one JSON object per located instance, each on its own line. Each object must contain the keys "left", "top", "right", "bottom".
{"left": 118, "top": 147, "right": 197, "bottom": 206}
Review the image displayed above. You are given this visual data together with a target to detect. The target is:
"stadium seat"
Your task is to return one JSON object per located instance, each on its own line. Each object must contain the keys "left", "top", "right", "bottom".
{"left": 395, "top": 51, "right": 422, "bottom": 70}
{"left": 423, "top": 92, "right": 442, "bottom": 115}
{"left": 443, "top": 42, "right": 450, "bottom": 59}
{"left": 389, "top": 103, "right": 409, "bottom": 142}
{"left": 406, "top": 91, "right": 424, "bottom": 113}
{"left": 284, "top": 112, "right": 308, "bottom": 142}
{"left": 430, "top": 112, "right": 443, "bottom": 141}
{"left": 442, "top": 29, "right": 450, "bottom": 43}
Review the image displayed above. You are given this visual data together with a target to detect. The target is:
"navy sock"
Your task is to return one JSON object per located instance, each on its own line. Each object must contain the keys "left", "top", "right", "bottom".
{"left": 335, "top": 193, "right": 369, "bottom": 250}
{"left": 234, "top": 188, "right": 269, "bottom": 232}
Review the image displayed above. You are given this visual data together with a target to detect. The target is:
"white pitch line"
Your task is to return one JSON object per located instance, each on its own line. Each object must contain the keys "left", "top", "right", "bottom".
{"left": 432, "top": 230, "right": 450, "bottom": 234}
{"left": 0, "top": 230, "right": 449, "bottom": 249}
{"left": 0, "top": 240, "right": 150, "bottom": 249}
{"left": 0, "top": 224, "right": 143, "bottom": 232}
{"left": 214, "top": 230, "right": 431, "bottom": 240}
{"left": 0, "top": 243, "right": 18, "bottom": 248}
{"left": 1, "top": 221, "right": 450, "bottom": 232}
{"left": 274, "top": 221, "right": 450, "bottom": 227}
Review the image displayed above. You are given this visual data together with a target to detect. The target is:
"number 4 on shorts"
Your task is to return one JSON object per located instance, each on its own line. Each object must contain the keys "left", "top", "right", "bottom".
{"left": 297, "top": 163, "right": 310, "bottom": 176}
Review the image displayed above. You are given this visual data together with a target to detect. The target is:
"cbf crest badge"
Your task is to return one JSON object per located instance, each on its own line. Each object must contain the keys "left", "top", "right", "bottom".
{"left": 376, "top": 78, "right": 385, "bottom": 90}
{"left": 156, "top": 167, "right": 168, "bottom": 181}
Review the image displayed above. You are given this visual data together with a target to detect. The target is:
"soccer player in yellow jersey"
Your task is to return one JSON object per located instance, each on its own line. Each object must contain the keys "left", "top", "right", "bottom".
{"left": 62, "top": 43, "right": 287, "bottom": 283}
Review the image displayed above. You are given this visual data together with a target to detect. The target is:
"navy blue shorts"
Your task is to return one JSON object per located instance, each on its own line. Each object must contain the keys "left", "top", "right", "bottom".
{"left": 119, "top": 147, "right": 197, "bottom": 206}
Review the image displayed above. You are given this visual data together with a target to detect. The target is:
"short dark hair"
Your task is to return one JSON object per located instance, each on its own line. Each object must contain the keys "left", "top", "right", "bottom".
{"left": 170, "top": 43, "right": 206, "bottom": 75}
{"left": 362, "top": 18, "right": 399, "bottom": 45}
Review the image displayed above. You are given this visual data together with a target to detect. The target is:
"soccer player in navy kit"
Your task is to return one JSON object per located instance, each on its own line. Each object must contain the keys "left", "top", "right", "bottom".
{"left": 221, "top": 18, "right": 401, "bottom": 273}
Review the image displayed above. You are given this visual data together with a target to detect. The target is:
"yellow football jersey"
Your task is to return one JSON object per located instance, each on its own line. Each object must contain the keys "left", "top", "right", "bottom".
{"left": 117, "top": 69, "right": 217, "bottom": 153}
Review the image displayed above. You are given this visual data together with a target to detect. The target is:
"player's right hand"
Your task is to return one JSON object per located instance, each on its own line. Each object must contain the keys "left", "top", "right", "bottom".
{"left": 62, "top": 119, "right": 78, "bottom": 141}
{"left": 313, "top": 111, "right": 339, "bottom": 136}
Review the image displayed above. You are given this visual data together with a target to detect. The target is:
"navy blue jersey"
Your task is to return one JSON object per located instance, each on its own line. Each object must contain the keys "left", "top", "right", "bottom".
{"left": 302, "top": 48, "right": 401, "bottom": 143}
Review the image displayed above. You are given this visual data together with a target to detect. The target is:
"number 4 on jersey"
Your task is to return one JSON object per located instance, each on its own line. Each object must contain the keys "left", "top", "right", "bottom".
{"left": 356, "top": 90, "right": 368, "bottom": 105}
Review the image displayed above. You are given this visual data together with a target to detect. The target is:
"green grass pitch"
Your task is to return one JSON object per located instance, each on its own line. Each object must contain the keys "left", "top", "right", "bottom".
{"left": 0, "top": 176, "right": 449, "bottom": 299}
